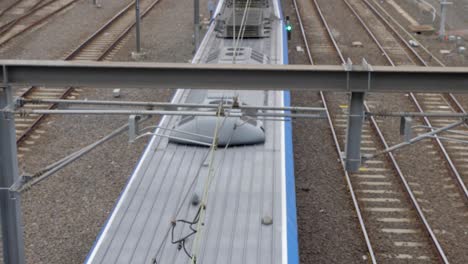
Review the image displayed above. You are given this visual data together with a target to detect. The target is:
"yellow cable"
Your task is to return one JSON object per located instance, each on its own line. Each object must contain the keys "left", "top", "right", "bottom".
{"left": 190, "top": 104, "right": 224, "bottom": 264}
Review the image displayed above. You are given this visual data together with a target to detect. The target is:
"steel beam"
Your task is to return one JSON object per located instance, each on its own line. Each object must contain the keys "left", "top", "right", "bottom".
{"left": 345, "top": 92, "right": 365, "bottom": 172}
{"left": 0, "top": 60, "right": 467, "bottom": 93}
{"left": 0, "top": 84, "right": 25, "bottom": 264}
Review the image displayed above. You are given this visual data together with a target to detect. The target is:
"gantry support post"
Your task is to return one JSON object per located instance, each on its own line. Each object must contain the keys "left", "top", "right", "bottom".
{"left": 345, "top": 92, "right": 365, "bottom": 172}
{"left": 135, "top": 0, "right": 142, "bottom": 53}
{"left": 194, "top": 0, "right": 200, "bottom": 52}
{"left": 439, "top": 0, "right": 452, "bottom": 39}
{"left": 0, "top": 67, "right": 25, "bottom": 264}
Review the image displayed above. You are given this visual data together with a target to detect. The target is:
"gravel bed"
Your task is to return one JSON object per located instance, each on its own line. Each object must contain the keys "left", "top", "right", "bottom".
{"left": 110, "top": 0, "right": 211, "bottom": 62}
{"left": 0, "top": 0, "right": 131, "bottom": 59}
{"left": 326, "top": 92, "right": 441, "bottom": 263}
{"left": 291, "top": 91, "right": 369, "bottom": 264}
{"left": 452, "top": 94, "right": 468, "bottom": 116}
{"left": 0, "top": 0, "right": 210, "bottom": 263}
{"left": 315, "top": 0, "right": 390, "bottom": 66}
{"left": 0, "top": 0, "right": 17, "bottom": 10}
{"left": 371, "top": 0, "right": 467, "bottom": 66}
{"left": 19, "top": 88, "right": 172, "bottom": 264}
{"left": 289, "top": 0, "right": 468, "bottom": 262}
{"left": 366, "top": 92, "right": 468, "bottom": 263}
{"left": 283, "top": 0, "right": 368, "bottom": 262}
{"left": 288, "top": 0, "right": 341, "bottom": 64}
{"left": 4, "top": 0, "right": 466, "bottom": 263}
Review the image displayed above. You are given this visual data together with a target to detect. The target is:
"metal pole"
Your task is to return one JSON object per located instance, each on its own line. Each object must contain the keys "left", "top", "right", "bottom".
{"left": 345, "top": 92, "right": 365, "bottom": 172}
{"left": 194, "top": 0, "right": 200, "bottom": 51}
{"left": 135, "top": 0, "right": 141, "bottom": 53}
{"left": 439, "top": 0, "right": 448, "bottom": 39}
{"left": 0, "top": 70, "right": 25, "bottom": 263}
{"left": 4, "top": 109, "right": 323, "bottom": 119}
{"left": 20, "top": 98, "right": 326, "bottom": 112}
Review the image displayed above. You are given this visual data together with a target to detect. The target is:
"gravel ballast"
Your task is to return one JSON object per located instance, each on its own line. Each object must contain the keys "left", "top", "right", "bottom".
{"left": 1, "top": 0, "right": 466, "bottom": 263}
{"left": 282, "top": 0, "right": 368, "bottom": 262}
{"left": 1, "top": 0, "right": 209, "bottom": 263}
{"left": 0, "top": 0, "right": 131, "bottom": 59}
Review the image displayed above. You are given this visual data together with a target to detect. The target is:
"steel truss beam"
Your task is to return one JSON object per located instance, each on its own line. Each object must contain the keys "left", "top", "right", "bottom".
{"left": 0, "top": 59, "right": 467, "bottom": 264}
{"left": 0, "top": 60, "right": 467, "bottom": 93}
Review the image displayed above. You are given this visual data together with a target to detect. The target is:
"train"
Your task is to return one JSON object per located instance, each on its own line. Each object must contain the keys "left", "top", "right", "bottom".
{"left": 85, "top": 0, "right": 299, "bottom": 263}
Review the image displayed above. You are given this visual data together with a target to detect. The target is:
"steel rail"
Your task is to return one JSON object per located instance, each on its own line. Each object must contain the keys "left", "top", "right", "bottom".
{"left": 291, "top": 0, "right": 313, "bottom": 64}
{"left": 355, "top": 0, "right": 426, "bottom": 66}
{"left": 16, "top": 87, "right": 73, "bottom": 144}
{"left": 318, "top": 0, "right": 451, "bottom": 262}
{"left": 0, "top": 0, "right": 24, "bottom": 17}
{"left": 16, "top": 86, "right": 35, "bottom": 98}
{"left": 94, "top": 0, "right": 160, "bottom": 60}
{"left": 293, "top": 0, "right": 377, "bottom": 262}
{"left": 312, "top": 0, "right": 345, "bottom": 63}
{"left": 359, "top": 0, "right": 468, "bottom": 201}
{"left": 64, "top": 0, "right": 136, "bottom": 60}
{"left": 342, "top": 0, "right": 468, "bottom": 261}
{"left": 341, "top": 0, "right": 395, "bottom": 64}
{"left": 365, "top": 0, "right": 445, "bottom": 67}
{"left": 15, "top": 0, "right": 162, "bottom": 146}
{"left": 0, "top": 0, "right": 52, "bottom": 34}
{"left": 0, "top": 0, "right": 80, "bottom": 48}
{"left": 341, "top": 0, "right": 452, "bottom": 261}
{"left": 362, "top": 102, "right": 451, "bottom": 264}
{"left": 65, "top": 0, "right": 160, "bottom": 61}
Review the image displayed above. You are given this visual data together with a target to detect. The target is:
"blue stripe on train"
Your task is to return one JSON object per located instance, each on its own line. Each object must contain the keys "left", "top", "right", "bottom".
{"left": 279, "top": 0, "right": 300, "bottom": 262}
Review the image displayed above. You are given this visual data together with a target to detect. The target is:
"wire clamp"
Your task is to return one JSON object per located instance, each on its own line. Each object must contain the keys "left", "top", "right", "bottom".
{"left": 361, "top": 58, "right": 373, "bottom": 91}
{"left": 8, "top": 174, "right": 33, "bottom": 193}
{"left": 14, "top": 97, "right": 25, "bottom": 109}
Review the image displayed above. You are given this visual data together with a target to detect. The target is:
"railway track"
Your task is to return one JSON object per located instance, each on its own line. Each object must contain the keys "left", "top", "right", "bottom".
{"left": 343, "top": 0, "right": 468, "bottom": 198}
{"left": 0, "top": 0, "right": 81, "bottom": 48}
{"left": 345, "top": 3, "right": 468, "bottom": 260}
{"left": 293, "top": 0, "right": 468, "bottom": 262}
{"left": 14, "top": 0, "right": 161, "bottom": 153}
{"left": 0, "top": 0, "right": 46, "bottom": 18}
{"left": 360, "top": 0, "right": 468, "bottom": 200}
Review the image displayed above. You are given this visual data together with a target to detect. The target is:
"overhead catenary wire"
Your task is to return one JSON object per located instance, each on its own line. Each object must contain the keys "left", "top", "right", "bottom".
{"left": 189, "top": 104, "right": 224, "bottom": 264}
{"left": 232, "top": 0, "right": 252, "bottom": 63}
{"left": 151, "top": 102, "right": 238, "bottom": 264}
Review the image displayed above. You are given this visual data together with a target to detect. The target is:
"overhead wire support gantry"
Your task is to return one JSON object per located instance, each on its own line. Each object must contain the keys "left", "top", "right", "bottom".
{"left": 1, "top": 60, "right": 468, "bottom": 263}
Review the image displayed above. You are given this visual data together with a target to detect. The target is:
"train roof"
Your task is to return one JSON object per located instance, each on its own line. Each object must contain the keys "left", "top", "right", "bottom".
{"left": 85, "top": 0, "right": 298, "bottom": 263}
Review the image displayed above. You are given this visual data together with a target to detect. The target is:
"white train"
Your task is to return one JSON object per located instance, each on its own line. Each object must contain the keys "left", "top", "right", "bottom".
{"left": 85, "top": 0, "right": 298, "bottom": 263}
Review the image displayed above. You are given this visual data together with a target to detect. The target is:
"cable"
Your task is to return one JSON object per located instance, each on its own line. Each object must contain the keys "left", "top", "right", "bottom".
{"left": 151, "top": 110, "right": 239, "bottom": 263}
{"left": 232, "top": 0, "right": 252, "bottom": 63}
{"left": 170, "top": 205, "right": 202, "bottom": 259}
{"left": 16, "top": 116, "right": 150, "bottom": 193}
{"left": 150, "top": 100, "right": 246, "bottom": 263}
{"left": 150, "top": 106, "right": 231, "bottom": 263}
{"left": 189, "top": 104, "right": 241, "bottom": 264}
